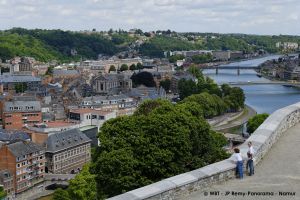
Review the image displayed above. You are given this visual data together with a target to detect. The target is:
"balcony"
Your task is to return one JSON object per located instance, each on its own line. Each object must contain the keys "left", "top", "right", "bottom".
{"left": 26, "top": 168, "right": 33, "bottom": 173}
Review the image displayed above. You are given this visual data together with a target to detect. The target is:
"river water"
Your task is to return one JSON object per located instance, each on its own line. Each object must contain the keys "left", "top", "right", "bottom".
{"left": 203, "top": 55, "right": 300, "bottom": 114}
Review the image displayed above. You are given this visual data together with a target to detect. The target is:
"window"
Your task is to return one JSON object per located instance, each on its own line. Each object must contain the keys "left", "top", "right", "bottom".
{"left": 17, "top": 164, "right": 20, "bottom": 168}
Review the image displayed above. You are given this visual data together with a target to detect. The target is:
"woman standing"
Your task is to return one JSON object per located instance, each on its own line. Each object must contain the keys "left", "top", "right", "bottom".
{"left": 233, "top": 148, "right": 243, "bottom": 179}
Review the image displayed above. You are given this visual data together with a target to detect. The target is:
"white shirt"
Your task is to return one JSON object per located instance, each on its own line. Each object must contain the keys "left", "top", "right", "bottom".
{"left": 233, "top": 153, "right": 243, "bottom": 162}
{"left": 248, "top": 146, "right": 254, "bottom": 155}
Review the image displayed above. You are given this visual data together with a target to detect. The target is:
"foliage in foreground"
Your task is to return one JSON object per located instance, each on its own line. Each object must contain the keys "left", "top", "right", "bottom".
{"left": 247, "top": 113, "right": 269, "bottom": 134}
{"left": 178, "top": 66, "right": 245, "bottom": 118}
{"left": 91, "top": 99, "right": 228, "bottom": 199}
{"left": 52, "top": 165, "right": 96, "bottom": 200}
{"left": 0, "top": 186, "right": 6, "bottom": 199}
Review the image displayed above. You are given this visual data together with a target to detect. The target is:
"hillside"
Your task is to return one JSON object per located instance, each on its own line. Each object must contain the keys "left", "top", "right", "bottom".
{"left": 1, "top": 28, "right": 300, "bottom": 62}
{"left": 1, "top": 28, "right": 119, "bottom": 62}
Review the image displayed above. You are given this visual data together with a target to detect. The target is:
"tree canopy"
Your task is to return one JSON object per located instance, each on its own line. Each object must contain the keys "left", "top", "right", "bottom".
{"left": 159, "top": 79, "right": 171, "bottom": 92}
{"left": 53, "top": 164, "right": 97, "bottom": 200}
{"left": 120, "top": 64, "right": 128, "bottom": 71}
{"left": 0, "top": 186, "right": 6, "bottom": 199}
{"left": 247, "top": 113, "right": 269, "bottom": 134}
{"left": 109, "top": 65, "right": 116, "bottom": 72}
{"left": 131, "top": 71, "right": 156, "bottom": 87}
{"left": 91, "top": 99, "right": 228, "bottom": 198}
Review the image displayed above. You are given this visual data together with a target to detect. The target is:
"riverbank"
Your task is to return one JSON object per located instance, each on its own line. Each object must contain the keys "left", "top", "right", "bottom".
{"left": 211, "top": 105, "right": 257, "bottom": 132}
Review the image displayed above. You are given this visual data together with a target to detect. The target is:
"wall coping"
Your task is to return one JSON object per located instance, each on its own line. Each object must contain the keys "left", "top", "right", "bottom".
{"left": 108, "top": 102, "right": 300, "bottom": 200}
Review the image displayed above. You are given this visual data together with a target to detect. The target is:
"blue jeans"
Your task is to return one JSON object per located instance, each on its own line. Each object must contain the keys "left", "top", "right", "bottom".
{"left": 247, "top": 159, "right": 254, "bottom": 175}
{"left": 236, "top": 161, "right": 243, "bottom": 179}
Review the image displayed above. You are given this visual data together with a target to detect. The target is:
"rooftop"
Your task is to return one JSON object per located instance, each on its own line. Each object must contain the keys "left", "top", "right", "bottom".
{"left": 0, "top": 129, "right": 30, "bottom": 142}
{"left": 46, "top": 128, "right": 91, "bottom": 153}
{"left": 6, "top": 141, "right": 44, "bottom": 157}
{"left": 0, "top": 75, "right": 41, "bottom": 83}
{"left": 70, "top": 108, "right": 113, "bottom": 115}
{"left": 53, "top": 69, "right": 79, "bottom": 76}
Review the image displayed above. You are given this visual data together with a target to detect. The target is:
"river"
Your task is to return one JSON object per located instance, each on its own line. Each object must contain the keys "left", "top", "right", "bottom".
{"left": 203, "top": 55, "right": 300, "bottom": 114}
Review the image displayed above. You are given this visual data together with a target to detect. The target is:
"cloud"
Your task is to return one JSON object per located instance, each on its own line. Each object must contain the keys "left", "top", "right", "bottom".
{"left": 0, "top": 0, "right": 299, "bottom": 35}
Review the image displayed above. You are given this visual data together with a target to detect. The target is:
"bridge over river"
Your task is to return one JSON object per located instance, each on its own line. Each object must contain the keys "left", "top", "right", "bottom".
{"left": 203, "top": 66, "right": 259, "bottom": 75}
{"left": 109, "top": 102, "right": 300, "bottom": 200}
{"left": 222, "top": 81, "right": 300, "bottom": 86}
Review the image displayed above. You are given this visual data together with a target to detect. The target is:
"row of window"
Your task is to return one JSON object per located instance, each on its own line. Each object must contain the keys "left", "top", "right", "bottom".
{"left": 54, "top": 145, "right": 90, "bottom": 162}
{"left": 22, "top": 113, "right": 39, "bottom": 117}
{"left": 16, "top": 154, "right": 43, "bottom": 162}
{"left": 86, "top": 115, "right": 105, "bottom": 120}
{"left": 54, "top": 154, "right": 90, "bottom": 170}
{"left": 8, "top": 106, "right": 35, "bottom": 111}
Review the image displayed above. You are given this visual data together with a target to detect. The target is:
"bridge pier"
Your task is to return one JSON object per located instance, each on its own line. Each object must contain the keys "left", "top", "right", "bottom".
{"left": 216, "top": 67, "right": 218, "bottom": 75}
{"left": 237, "top": 68, "right": 240, "bottom": 76}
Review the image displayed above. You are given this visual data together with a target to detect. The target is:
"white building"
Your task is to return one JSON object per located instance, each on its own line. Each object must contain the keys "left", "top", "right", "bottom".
{"left": 69, "top": 108, "right": 117, "bottom": 130}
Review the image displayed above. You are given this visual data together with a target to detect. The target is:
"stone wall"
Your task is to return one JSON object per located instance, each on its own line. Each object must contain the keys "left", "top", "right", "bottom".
{"left": 108, "top": 102, "right": 300, "bottom": 200}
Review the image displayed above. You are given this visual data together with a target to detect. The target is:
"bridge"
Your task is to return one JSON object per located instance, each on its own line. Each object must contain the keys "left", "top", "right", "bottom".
{"left": 203, "top": 65, "right": 260, "bottom": 75}
{"left": 108, "top": 102, "right": 300, "bottom": 200}
{"left": 223, "top": 81, "right": 300, "bottom": 86}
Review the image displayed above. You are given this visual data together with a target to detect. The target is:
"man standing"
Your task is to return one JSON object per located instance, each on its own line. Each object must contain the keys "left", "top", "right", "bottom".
{"left": 247, "top": 141, "right": 254, "bottom": 176}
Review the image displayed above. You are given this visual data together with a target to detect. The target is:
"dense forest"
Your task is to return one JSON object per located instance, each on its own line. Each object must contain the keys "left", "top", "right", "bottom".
{"left": 1, "top": 28, "right": 300, "bottom": 62}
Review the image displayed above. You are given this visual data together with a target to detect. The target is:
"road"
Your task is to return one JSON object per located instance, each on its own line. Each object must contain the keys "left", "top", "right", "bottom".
{"left": 213, "top": 105, "right": 257, "bottom": 132}
{"left": 187, "top": 122, "right": 300, "bottom": 200}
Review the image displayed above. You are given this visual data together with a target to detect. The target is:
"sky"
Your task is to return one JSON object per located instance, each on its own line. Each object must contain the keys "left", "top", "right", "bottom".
{"left": 0, "top": 0, "right": 300, "bottom": 35}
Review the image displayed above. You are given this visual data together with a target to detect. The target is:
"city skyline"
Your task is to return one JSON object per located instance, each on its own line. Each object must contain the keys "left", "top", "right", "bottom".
{"left": 0, "top": 0, "right": 300, "bottom": 35}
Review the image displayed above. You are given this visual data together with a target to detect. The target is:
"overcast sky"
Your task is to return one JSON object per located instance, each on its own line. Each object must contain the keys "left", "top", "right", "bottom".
{"left": 1, "top": 0, "right": 300, "bottom": 35}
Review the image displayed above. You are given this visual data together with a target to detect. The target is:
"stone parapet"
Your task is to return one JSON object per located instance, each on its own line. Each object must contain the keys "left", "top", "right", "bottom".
{"left": 108, "top": 102, "right": 300, "bottom": 200}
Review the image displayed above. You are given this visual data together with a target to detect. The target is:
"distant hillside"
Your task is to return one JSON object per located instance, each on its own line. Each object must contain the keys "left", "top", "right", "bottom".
{"left": 1, "top": 28, "right": 300, "bottom": 62}
{"left": 0, "top": 28, "right": 119, "bottom": 62}
{"left": 139, "top": 33, "right": 300, "bottom": 58}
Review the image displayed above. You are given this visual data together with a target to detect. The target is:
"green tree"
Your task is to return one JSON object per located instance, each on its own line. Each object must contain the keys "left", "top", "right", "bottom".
{"left": 53, "top": 165, "right": 96, "bottom": 200}
{"left": 53, "top": 188, "right": 71, "bottom": 200}
{"left": 92, "top": 99, "right": 228, "bottom": 198}
{"left": 120, "top": 64, "right": 128, "bottom": 71}
{"left": 15, "top": 83, "right": 28, "bottom": 93}
{"left": 68, "top": 165, "right": 97, "bottom": 200}
{"left": 131, "top": 71, "right": 156, "bottom": 87}
{"left": 159, "top": 79, "right": 171, "bottom": 92}
{"left": 247, "top": 113, "right": 269, "bottom": 134}
{"left": 221, "top": 84, "right": 231, "bottom": 96}
{"left": 168, "top": 54, "right": 185, "bottom": 63}
{"left": 136, "top": 62, "right": 143, "bottom": 69}
{"left": 0, "top": 186, "right": 6, "bottom": 199}
{"left": 224, "top": 87, "right": 245, "bottom": 112}
{"left": 191, "top": 54, "right": 213, "bottom": 64}
{"left": 178, "top": 79, "right": 198, "bottom": 99}
{"left": 181, "top": 92, "right": 228, "bottom": 118}
{"left": 129, "top": 64, "right": 136, "bottom": 71}
{"left": 45, "top": 66, "right": 54, "bottom": 75}
{"left": 109, "top": 65, "right": 116, "bottom": 72}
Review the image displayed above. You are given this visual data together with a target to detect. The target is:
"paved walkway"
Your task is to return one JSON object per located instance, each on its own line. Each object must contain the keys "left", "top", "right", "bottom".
{"left": 188, "top": 123, "right": 300, "bottom": 200}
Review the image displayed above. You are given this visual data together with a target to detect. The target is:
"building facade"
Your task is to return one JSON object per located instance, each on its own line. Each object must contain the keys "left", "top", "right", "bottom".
{"left": 0, "top": 170, "right": 15, "bottom": 200}
{"left": 69, "top": 108, "right": 116, "bottom": 129}
{"left": 0, "top": 141, "right": 45, "bottom": 194}
{"left": 91, "top": 73, "right": 132, "bottom": 95}
{"left": 0, "top": 96, "right": 42, "bottom": 130}
{"left": 45, "top": 129, "right": 91, "bottom": 174}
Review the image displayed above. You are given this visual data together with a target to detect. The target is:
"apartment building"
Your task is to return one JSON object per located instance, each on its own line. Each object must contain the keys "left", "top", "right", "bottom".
{"left": 45, "top": 129, "right": 91, "bottom": 174}
{"left": 0, "top": 141, "right": 45, "bottom": 194}
{"left": 0, "top": 170, "right": 14, "bottom": 199}
{"left": 0, "top": 96, "right": 42, "bottom": 130}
